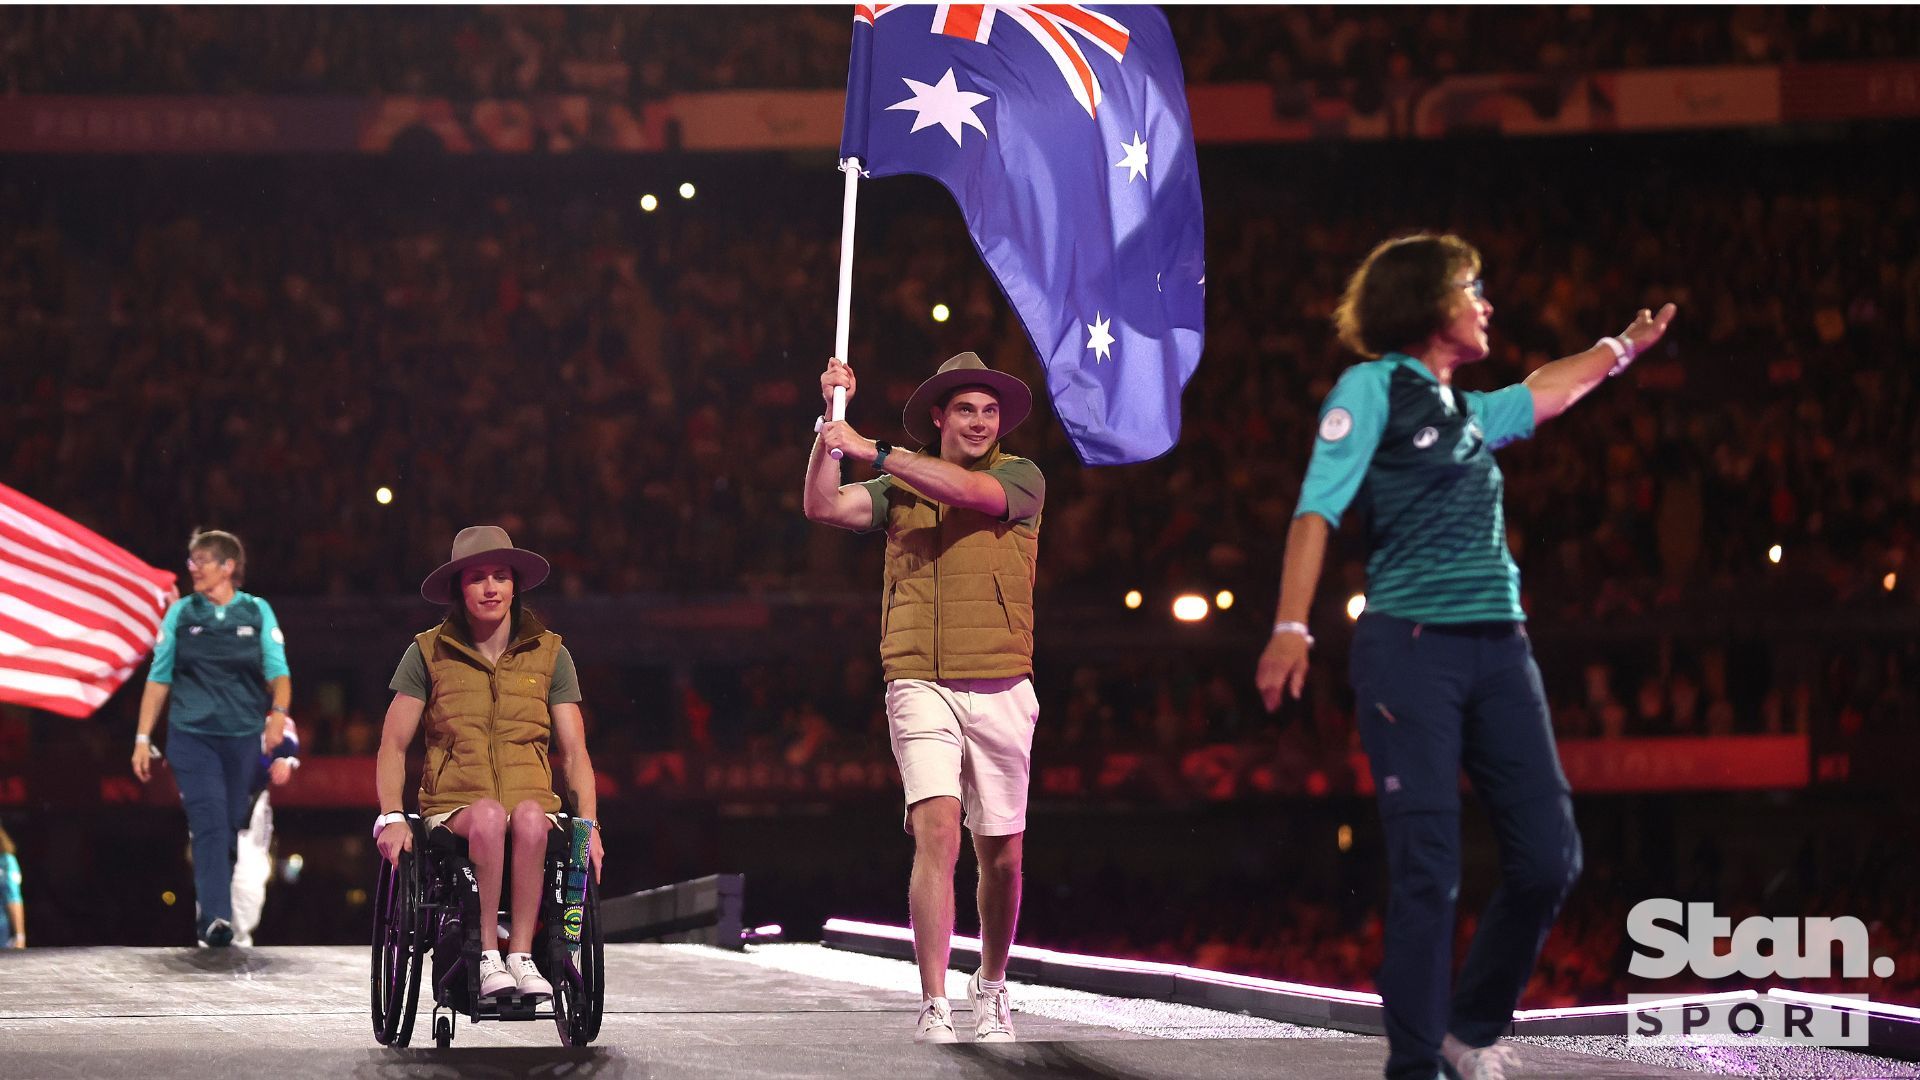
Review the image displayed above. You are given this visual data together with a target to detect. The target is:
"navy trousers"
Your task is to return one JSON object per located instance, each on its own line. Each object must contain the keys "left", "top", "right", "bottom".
{"left": 167, "top": 728, "right": 259, "bottom": 936}
{"left": 1349, "top": 614, "right": 1583, "bottom": 1080}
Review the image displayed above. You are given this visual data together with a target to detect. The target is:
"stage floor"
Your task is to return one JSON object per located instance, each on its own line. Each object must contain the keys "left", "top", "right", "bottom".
{"left": 0, "top": 944, "right": 1912, "bottom": 1079}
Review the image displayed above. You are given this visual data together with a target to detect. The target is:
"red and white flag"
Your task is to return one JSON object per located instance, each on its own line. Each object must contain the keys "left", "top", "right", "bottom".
{"left": 0, "top": 483, "right": 177, "bottom": 718}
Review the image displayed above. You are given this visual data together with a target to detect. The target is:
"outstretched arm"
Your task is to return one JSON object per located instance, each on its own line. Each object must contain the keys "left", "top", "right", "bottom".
{"left": 1525, "top": 303, "right": 1677, "bottom": 426}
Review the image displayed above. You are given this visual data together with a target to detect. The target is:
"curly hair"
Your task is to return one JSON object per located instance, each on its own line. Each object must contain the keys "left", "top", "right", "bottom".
{"left": 1333, "top": 233, "right": 1481, "bottom": 359}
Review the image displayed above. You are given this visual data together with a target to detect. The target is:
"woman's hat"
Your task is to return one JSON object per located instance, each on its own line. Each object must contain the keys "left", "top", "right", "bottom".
{"left": 419, "top": 525, "right": 550, "bottom": 603}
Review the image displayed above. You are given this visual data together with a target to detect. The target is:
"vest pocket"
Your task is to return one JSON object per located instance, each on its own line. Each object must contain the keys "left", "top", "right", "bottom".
{"left": 881, "top": 583, "right": 896, "bottom": 636}
{"left": 992, "top": 576, "right": 1014, "bottom": 631}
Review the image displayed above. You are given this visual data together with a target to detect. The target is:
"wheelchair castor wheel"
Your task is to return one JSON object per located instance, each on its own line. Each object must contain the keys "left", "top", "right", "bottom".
{"left": 434, "top": 1015, "right": 451, "bottom": 1048}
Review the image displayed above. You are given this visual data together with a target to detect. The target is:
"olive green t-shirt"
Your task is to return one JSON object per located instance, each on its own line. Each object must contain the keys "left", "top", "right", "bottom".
{"left": 389, "top": 642, "right": 582, "bottom": 705}
{"left": 859, "top": 453, "right": 1046, "bottom": 532}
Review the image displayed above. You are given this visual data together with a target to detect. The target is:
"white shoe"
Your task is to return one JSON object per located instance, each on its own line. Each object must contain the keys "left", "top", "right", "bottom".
{"left": 967, "top": 970, "right": 1016, "bottom": 1042}
{"left": 914, "top": 997, "right": 958, "bottom": 1044}
{"left": 506, "top": 952, "right": 552, "bottom": 999}
{"left": 478, "top": 951, "right": 516, "bottom": 998}
{"left": 1443, "top": 1034, "right": 1521, "bottom": 1080}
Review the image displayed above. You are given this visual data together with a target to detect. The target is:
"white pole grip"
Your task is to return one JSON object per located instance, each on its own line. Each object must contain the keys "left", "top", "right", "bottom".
{"left": 827, "top": 157, "right": 861, "bottom": 460}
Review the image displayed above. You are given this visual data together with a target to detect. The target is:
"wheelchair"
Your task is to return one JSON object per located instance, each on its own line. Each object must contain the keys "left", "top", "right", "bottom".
{"left": 370, "top": 810, "right": 604, "bottom": 1048}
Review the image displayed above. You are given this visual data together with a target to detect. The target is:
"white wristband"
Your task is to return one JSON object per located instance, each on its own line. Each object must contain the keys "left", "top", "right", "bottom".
{"left": 1599, "top": 336, "right": 1635, "bottom": 377}
{"left": 372, "top": 811, "right": 407, "bottom": 838}
{"left": 134, "top": 734, "right": 150, "bottom": 745}
{"left": 1272, "top": 621, "right": 1315, "bottom": 647}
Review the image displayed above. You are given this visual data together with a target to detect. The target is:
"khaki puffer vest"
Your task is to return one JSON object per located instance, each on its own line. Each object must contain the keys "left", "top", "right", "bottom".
{"left": 879, "top": 447, "right": 1040, "bottom": 682}
{"left": 415, "top": 614, "right": 564, "bottom": 818}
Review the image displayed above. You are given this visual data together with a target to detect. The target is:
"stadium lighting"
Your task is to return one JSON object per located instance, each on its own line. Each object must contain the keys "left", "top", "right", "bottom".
{"left": 679, "top": 182, "right": 696, "bottom": 200}
{"left": 1768, "top": 544, "right": 1783, "bottom": 565}
{"left": 639, "top": 193, "right": 659, "bottom": 212}
{"left": 1172, "top": 594, "right": 1209, "bottom": 622}
{"left": 1123, "top": 589, "right": 1143, "bottom": 610}
{"left": 1337, "top": 824, "right": 1353, "bottom": 853}
{"left": 160, "top": 890, "right": 176, "bottom": 907}
{"left": 375, "top": 486, "right": 393, "bottom": 505}
{"left": 931, "top": 303, "right": 951, "bottom": 323}
{"left": 1214, "top": 590, "right": 1234, "bottom": 610}
{"left": 1346, "top": 593, "right": 1366, "bottom": 620}
{"left": 1884, "top": 572, "right": 1897, "bottom": 592}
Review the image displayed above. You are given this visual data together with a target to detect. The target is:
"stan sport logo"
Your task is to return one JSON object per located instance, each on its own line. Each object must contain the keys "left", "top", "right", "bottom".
{"left": 1626, "top": 899, "right": 1894, "bottom": 1047}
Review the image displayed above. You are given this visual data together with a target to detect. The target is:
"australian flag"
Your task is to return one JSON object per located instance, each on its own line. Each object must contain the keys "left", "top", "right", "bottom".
{"left": 842, "top": 4, "right": 1205, "bottom": 466}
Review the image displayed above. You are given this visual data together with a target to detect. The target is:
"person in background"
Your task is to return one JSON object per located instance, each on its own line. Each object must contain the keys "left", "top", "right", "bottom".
{"left": 231, "top": 718, "right": 301, "bottom": 948}
{"left": 133, "top": 529, "right": 291, "bottom": 948}
{"left": 1, "top": 822, "right": 22, "bottom": 948}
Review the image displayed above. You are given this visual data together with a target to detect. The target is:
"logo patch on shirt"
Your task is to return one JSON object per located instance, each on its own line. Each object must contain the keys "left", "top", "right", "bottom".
{"left": 237, "top": 625, "right": 256, "bottom": 638}
{"left": 1319, "top": 407, "right": 1354, "bottom": 441}
{"left": 269, "top": 627, "right": 285, "bottom": 645}
{"left": 187, "top": 625, "right": 204, "bottom": 636}
{"left": 1383, "top": 776, "right": 1402, "bottom": 793}
{"left": 1413, "top": 426, "right": 1439, "bottom": 449}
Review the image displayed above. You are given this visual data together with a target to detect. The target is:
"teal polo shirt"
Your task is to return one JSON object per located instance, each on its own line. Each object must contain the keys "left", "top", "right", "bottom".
{"left": 149, "top": 591, "right": 290, "bottom": 737}
{"left": 1294, "top": 353, "right": 1537, "bottom": 624}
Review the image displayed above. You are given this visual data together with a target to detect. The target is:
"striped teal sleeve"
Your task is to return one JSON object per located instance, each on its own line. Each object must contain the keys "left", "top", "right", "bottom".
{"left": 1464, "top": 384, "right": 1536, "bottom": 449}
{"left": 256, "top": 597, "right": 291, "bottom": 681}
{"left": 1294, "top": 363, "right": 1390, "bottom": 528}
{"left": 148, "top": 599, "right": 185, "bottom": 685}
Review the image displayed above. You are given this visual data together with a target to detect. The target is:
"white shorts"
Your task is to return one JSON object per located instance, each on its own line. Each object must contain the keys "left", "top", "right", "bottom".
{"left": 885, "top": 675, "right": 1038, "bottom": 837}
{"left": 425, "top": 806, "right": 562, "bottom": 833}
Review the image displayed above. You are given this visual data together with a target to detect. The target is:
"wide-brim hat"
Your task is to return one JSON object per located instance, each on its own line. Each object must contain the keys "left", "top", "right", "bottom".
{"left": 419, "top": 525, "right": 550, "bottom": 603}
{"left": 902, "top": 351, "right": 1033, "bottom": 449}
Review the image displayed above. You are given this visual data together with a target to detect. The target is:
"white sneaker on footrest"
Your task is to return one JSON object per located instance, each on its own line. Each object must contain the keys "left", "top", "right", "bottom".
{"left": 914, "top": 997, "right": 958, "bottom": 1044}
{"left": 506, "top": 952, "right": 552, "bottom": 999}
{"left": 967, "top": 970, "right": 1016, "bottom": 1042}
{"left": 1442, "top": 1034, "right": 1521, "bottom": 1080}
{"left": 478, "top": 951, "right": 516, "bottom": 998}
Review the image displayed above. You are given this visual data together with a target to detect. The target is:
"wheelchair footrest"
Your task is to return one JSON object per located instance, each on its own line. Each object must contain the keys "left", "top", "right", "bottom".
{"left": 476, "top": 993, "right": 554, "bottom": 1021}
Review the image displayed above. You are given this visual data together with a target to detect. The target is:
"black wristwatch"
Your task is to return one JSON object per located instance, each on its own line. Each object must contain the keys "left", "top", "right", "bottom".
{"left": 873, "top": 441, "right": 894, "bottom": 470}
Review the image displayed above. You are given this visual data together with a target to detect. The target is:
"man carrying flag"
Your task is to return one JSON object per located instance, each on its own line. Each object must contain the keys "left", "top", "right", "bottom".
{"left": 805, "top": 352, "right": 1044, "bottom": 1043}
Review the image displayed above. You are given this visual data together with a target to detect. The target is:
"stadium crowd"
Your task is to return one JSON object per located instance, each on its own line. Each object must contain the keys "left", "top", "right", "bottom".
{"left": 3, "top": 6, "right": 1917, "bottom": 99}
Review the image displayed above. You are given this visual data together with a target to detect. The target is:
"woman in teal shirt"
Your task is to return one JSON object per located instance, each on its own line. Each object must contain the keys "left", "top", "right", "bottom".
{"left": 133, "top": 530, "right": 291, "bottom": 948}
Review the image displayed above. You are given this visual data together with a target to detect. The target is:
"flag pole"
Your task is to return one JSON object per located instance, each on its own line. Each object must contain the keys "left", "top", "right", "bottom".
{"left": 828, "top": 156, "right": 862, "bottom": 460}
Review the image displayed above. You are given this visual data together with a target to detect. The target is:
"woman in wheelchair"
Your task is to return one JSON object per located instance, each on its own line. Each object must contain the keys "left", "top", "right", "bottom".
{"left": 373, "top": 525, "right": 604, "bottom": 1002}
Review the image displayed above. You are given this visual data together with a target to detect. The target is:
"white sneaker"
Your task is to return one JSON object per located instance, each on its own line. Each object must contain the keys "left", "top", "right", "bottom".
{"left": 478, "top": 951, "right": 516, "bottom": 998}
{"left": 967, "top": 970, "right": 1016, "bottom": 1042}
{"left": 1443, "top": 1034, "right": 1521, "bottom": 1080}
{"left": 914, "top": 997, "right": 958, "bottom": 1044}
{"left": 506, "top": 952, "right": 552, "bottom": 999}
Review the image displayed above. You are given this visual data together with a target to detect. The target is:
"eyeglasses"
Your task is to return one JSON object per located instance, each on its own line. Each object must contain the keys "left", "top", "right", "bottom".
{"left": 1462, "top": 278, "right": 1485, "bottom": 300}
{"left": 186, "top": 556, "right": 223, "bottom": 570}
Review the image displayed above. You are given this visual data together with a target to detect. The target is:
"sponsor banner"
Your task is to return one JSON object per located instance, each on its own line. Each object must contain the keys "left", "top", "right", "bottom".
{"left": 1557, "top": 734, "right": 1808, "bottom": 794}
{"left": 0, "top": 96, "right": 367, "bottom": 153}
{"left": 666, "top": 89, "right": 846, "bottom": 151}
{"left": 1782, "top": 61, "right": 1920, "bottom": 121}
{"left": 1609, "top": 67, "right": 1781, "bottom": 130}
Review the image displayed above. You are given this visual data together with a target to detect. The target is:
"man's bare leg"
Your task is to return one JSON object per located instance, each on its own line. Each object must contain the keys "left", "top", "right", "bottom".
{"left": 907, "top": 796, "right": 963, "bottom": 999}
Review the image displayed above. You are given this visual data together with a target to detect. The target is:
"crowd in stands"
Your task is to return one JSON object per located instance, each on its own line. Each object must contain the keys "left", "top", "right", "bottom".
{"left": 3, "top": 6, "right": 1917, "bottom": 100}
{"left": 4, "top": 132, "right": 1917, "bottom": 754}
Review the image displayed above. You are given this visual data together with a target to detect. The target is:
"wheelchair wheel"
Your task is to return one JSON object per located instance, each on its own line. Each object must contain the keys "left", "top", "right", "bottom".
{"left": 370, "top": 847, "right": 425, "bottom": 1046}
{"left": 555, "top": 871, "right": 605, "bottom": 1047}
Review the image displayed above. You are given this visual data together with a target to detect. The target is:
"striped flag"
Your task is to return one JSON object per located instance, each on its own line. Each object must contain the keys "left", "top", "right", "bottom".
{"left": 0, "top": 483, "right": 177, "bottom": 718}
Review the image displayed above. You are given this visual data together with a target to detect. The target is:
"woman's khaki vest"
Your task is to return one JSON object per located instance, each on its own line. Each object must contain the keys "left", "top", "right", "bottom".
{"left": 414, "top": 614, "right": 564, "bottom": 818}
{"left": 878, "top": 448, "right": 1040, "bottom": 682}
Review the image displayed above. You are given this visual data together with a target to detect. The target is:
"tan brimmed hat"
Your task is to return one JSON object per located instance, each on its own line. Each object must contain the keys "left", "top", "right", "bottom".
{"left": 901, "top": 351, "right": 1033, "bottom": 448}
{"left": 419, "top": 525, "right": 550, "bottom": 603}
